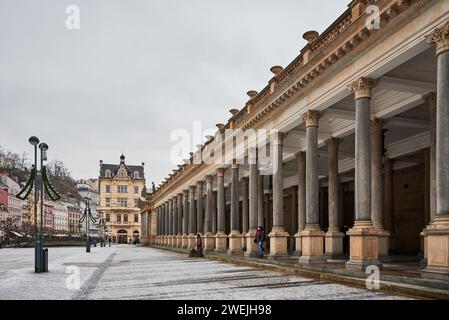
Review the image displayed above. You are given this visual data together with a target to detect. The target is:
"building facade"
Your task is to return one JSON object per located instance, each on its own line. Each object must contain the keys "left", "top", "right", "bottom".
{"left": 149, "top": 0, "right": 449, "bottom": 281}
{"left": 0, "top": 172, "right": 25, "bottom": 229}
{"left": 98, "top": 155, "right": 145, "bottom": 243}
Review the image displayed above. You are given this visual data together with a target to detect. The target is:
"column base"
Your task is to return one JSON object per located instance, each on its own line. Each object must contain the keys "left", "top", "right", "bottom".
{"left": 376, "top": 229, "right": 391, "bottom": 263}
{"left": 268, "top": 228, "right": 289, "bottom": 259}
{"left": 228, "top": 231, "right": 243, "bottom": 255}
{"left": 181, "top": 234, "right": 188, "bottom": 249}
{"left": 325, "top": 230, "right": 345, "bottom": 260}
{"left": 187, "top": 234, "right": 196, "bottom": 250}
{"left": 298, "top": 228, "right": 326, "bottom": 265}
{"left": 421, "top": 217, "right": 449, "bottom": 280}
{"left": 176, "top": 235, "right": 182, "bottom": 248}
{"left": 244, "top": 229, "right": 258, "bottom": 257}
{"left": 215, "top": 232, "right": 228, "bottom": 253}
{"left": 203, "top": 233, "right": 215, "bottom": 253}
{"left": 345, "top": 222, "right": 382, "bottom": 271}
{"left": 293, "top": 232, "right": 302, "bottom": 256}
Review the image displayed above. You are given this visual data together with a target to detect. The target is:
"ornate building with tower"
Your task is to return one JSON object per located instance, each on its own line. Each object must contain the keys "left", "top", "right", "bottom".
{"left": 98, "top": 154, "right": 145, "bottom": 243}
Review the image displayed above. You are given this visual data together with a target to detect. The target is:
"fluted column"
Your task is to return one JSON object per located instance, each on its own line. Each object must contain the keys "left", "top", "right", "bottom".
{"left": 346, "top": 77, "right": 381, "bottom": 270}
{"left": 188, "top": 186, "right": 197, "bottom": 249}
{"left": 299, "top": 111, "right": 325, "bottom": 264}
{"left": 169, "top": 199, "right": 174, "bottom": 246}
{"left": 182, "top": 190, "right": 189, "bottom": 248}
{"left": 228, "top": 163, "right": 243, "bottom": 255}
{"left": 215, "top": 168, "right": 227, "bottom": 252}
{"left": 325, "top": 138, "right": 345, "bottom": 259}
{"left": 246, "top": 148, "right": 259, "bottom": 256}
{"left": 294, "top": 152, "right": 306, "bottom": 255}
{"left": 423, "top": 22, "right": 449, "bottom": 280}
{"left": 204, "top": 175, "right": 215, "bottom": 252}
{"left": 268, "top": 131, "right": 289, "bottom": 258}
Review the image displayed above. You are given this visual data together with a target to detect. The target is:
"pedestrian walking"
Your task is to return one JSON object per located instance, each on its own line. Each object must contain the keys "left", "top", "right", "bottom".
{"left": 255, "top": 226, "right": 265, "bottom": 258}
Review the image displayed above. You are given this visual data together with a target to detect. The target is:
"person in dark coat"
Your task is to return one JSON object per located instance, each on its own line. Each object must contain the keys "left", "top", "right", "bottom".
{"left": 255, "top": 226, "right": 265, "bottom": 258}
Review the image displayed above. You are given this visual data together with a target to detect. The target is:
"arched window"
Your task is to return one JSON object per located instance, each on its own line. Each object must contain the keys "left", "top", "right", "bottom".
{"left": 105, "top": 170, "right": 111, "bottom": 178}
{"left": 134, "top": 171, "right": 139, "bottom": 179}
{"left": 118, "top": 170, "right": 127, "bottom": 179}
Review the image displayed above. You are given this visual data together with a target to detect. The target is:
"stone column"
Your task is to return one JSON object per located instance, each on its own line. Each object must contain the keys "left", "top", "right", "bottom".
{"left": 371, "top": 118, "right": 390, "bottom": 261}
{"left": 176, "top": 194, "right": 182, "bottom": 247}
{"left": 228, "top": 163, "right": 243, "bottom": 255}
{"left": 182, "top": 190, "right": 189, "bottom": 248}
{"left": 170, "top": 199, "right": 175, "bottom": 246}
{"left": 299, "top": 111, "right": 326, "bottom": 264}
{"left": 164, "top": 202, "right": 169, "bottom": 245}
{"left": 156, "top": 207, "right": 160, "bottom": 244}
{"left": 246, "top": 149, "right": 259, "bottom": 256}
{"left": 188, "top": 186, "right": 197, "bottom": 249}
{"left": 294, "top": 152, "right": 306, "bottom": 256}
{"left": 215, "top": 168, "right": 227, "bottom": 252}
{"left": 241, "top": 177, "right": 249, "bottom": 249}
{"left": 257, "top": 171, "right": 264, "bottom": 228}
{"left": 268, "top": 131, "right": 289, "bottom": 258}
{"left": 423, "top": 23, "right": 449, "bottom": 280}
{"left": 173, "top": 197, "right": 178, "bottom": 246}
{"left": 196, "top": 181, "right": 204, "bottom": 236}
{"left": 212, "top": 191, "right": 217, "bottom": 234}
{"left": 346, "top": 77, "right": 381, "bottom": 271}
{"left": 325, "top": 138, "right": 345, "bottom": 259}
{"left": 204, "top": 175, "right": 215, "bottom": 252}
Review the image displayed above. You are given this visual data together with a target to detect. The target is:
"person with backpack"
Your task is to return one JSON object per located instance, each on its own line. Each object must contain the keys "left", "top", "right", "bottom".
{"left": 255, "top": 226, "right": 265, "bottom": 258}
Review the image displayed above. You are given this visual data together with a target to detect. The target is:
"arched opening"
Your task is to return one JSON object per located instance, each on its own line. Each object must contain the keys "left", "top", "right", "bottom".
{"left": 116, "top": 229, "right": 128, "bottom": 244}
{"left": 133, "top": 230, "right": 140, "bottom": 241}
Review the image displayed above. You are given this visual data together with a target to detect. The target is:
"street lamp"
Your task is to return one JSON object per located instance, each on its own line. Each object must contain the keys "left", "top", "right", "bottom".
{"left": 80, "top": 198, "right": 96, "bottom": 253}
{"left": 17, "top": 137, "right": 60, "bottom": 273}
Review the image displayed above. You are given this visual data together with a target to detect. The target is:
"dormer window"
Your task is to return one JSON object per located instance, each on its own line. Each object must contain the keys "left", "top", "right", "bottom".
{"left": 118, "top": 169, "right": 127, "bottom": 179}
{"left": 134, "top": 171, "right": 139, "bottom": 179}
{"left": 105, "top": 170, "right": 112, "bottom": 178}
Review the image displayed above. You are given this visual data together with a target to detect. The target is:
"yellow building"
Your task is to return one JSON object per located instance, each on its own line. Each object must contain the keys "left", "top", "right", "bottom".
{"left": 98, "top": 154, "right": 145, "bottom": 243}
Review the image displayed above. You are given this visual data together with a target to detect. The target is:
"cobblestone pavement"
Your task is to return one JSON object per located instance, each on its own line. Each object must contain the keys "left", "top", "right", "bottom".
{"left": 0, "top": 245, "right": 411, "bottom": 300}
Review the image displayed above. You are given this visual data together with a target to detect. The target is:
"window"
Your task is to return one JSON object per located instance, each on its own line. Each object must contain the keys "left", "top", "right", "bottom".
{"left": 105, "top": 214, "right": 110, "bottom": 222}
{"left": 105, "top": 185, "right": 111, "bottom": 193}
{"left": 134, "top": 171, "right": 139, "bottom": 179}
{"left": 117, "top": 198, "right": 128, "bottom": 207}
{"left": 124, "top": 214, "right": 128, "bottom": 222}
{"left": 117, "top": 185, "right": 127, "bottom": 193}
{"left": 134, "top": 186, "right": 139, "bottom": 194}
{"left": 134, "top": 214, "right": 139, "bottom": 222}
{"left": 134, "top": 198, "right": 139, "bottom": 207}
{"left": 105, "top": 198, "right": 111, "bottom": 207}
{"left": 105, "top": 170, "right": 111, "bottom": 178}
{"left": 118, "top": 170, "right": 127, "bottom": 179}
{"left": 116, "top": 214, "right": 121, "bottom": 222}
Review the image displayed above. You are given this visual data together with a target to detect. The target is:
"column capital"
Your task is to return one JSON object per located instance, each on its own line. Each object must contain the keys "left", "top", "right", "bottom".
{"left": 295, "top": 151, "right": 306, "bottom": 160}
{"left": 231, "top": 163, "right": 239, "bottom": 169}
{"left": 183, "top": 189, "right": 189, "bottom": 196}
{"left": 348, "top": 77, "right": 378, "bottom": 100}
{"left": 217, "top": 168, "right": 225, "bottom": 177}
{"left": 196, "top": 180, "right": 204, "bottom": 186}
{"left": 426, "top": 21, "right": 449, "bottom": 56}
{"left": 189, "top": 185, "right": 196, "bottom": 191}
{"left": 325, "top": 137, "right": 340, "bottom": 148}
{"left": 205, "top": 175, "right": 213, "bottom": 182}
{"left": 371, "top": 118, "right": 385, "bottom": 131}
{"left": 271, "top": 131, "right": 285, "bottom": 145}
{"left": 302, "top": 110, "right": 321, "bottom": 128}
{"left": 177, "top": 192, "right": 183, "bottom": 197}
{"left": 423, "top": 92, "right": 437, "bottom": 111}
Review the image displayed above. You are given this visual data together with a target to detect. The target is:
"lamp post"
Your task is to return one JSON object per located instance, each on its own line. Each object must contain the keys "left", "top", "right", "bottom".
{"left": 80, "top": 198, "right": 96, "bottom": 253}
{"left": 17, "top": 137, "right": 60, "bottom": 273}
{"left": 30, "top": 136, "right": 40, "bottom": 273}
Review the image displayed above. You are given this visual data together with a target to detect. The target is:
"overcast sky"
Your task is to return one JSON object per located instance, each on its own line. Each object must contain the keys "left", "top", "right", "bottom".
{"left": 0, "top": 0, "right": 348, "bottom": 186}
